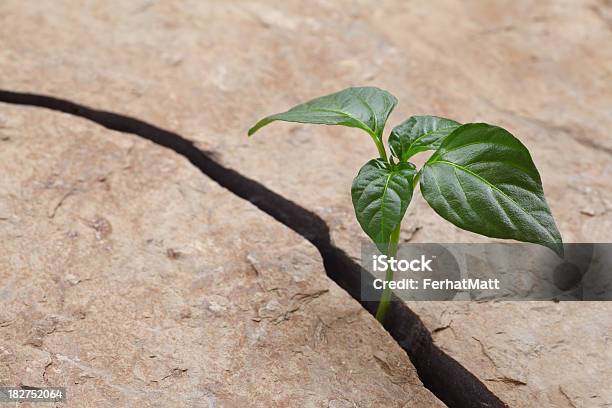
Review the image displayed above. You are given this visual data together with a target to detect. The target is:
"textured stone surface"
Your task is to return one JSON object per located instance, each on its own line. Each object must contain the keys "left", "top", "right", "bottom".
{"left": 1, "top": 1, "right": 611, "bottom": 406}
{"left": 412, "top": 302, "right": 612, "bottom": 408}
{"left": 1, "top": 0, "right": 609, "bottom": 246}
{"left": 0, "top": 105, "right": 443, "bottom": 407}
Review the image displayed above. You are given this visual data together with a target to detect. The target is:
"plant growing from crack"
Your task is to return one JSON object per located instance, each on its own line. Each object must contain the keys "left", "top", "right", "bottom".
{"left": 248, "top": 87, "right": 563, "bottom": 323}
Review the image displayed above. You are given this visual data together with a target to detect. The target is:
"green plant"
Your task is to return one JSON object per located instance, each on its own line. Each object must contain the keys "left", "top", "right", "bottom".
{"left": 248, "top": 87, "right": 563, "bottom": 323}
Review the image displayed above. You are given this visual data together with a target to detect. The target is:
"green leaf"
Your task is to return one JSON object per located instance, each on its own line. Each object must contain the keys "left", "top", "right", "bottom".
{"left": 389, "top": 115, "right": 461, "bottom": 161}
{"left": 420, "top": 123, "right": 564, "bottom": 256}
{"left": 351, "top": 159, "right": 416, "bottom": 254}
{"left": 248, "top": 87, "right": 397, "bottom": 140}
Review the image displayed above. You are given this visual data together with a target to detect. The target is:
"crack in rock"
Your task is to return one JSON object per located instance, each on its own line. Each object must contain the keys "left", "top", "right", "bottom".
{"left": 0, "top": 90, "right": 508, "bottom": 408}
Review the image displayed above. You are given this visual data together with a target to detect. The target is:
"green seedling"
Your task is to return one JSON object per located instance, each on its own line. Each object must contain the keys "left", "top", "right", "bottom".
{"left": 248, "top": 87, "right": 563, "bottom": 323}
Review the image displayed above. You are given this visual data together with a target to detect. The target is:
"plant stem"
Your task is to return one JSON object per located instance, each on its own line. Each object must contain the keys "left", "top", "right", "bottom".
{"left": 413, "top": 170, "right": 421, "bottom": 189}
{"left": 369, "top": 133, "right": 388, "bottom": 162}
{"left": 375, "top": 223, "right": 401, "bottom": 324}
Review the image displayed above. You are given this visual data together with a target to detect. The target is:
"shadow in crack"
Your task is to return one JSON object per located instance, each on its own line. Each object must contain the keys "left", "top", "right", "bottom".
{"left": 0, "top": 89, "right": 506, "bottom": 408}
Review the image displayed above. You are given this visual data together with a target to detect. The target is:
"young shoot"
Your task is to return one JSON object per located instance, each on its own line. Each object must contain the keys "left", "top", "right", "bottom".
{"left": 248, "top": 87, "right": 563, "bottom": 324}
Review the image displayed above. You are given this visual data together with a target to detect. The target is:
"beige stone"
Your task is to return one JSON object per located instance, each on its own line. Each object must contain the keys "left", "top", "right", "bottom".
{"left": 0, "top": 106, "right": 442, "bottom": 407}
{"left": 412, "top": 302, "right": 612, "bottom": 407}
{"left": 0, "top": 1, "right": 611, "bottom": 406}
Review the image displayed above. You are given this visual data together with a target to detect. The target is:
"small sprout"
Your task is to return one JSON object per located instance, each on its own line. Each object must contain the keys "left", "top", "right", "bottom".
{"left": 249, "top": 87, "right": 563, "bottom": 323}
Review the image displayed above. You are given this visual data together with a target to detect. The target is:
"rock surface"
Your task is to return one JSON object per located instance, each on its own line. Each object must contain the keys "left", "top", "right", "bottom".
{"left": 1, "top": 1, "right": 611, "bottom": 406}
{"left": 413, "top": 302, "right": 612, "bottom": 407}
{"left": 0, "top": 105, "right": 443, "bottom": 407}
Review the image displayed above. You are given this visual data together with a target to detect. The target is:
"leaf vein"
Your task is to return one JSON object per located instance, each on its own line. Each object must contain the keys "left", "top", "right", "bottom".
{"left": 307, "top": 107, "right": 376, "bottom": 137}
{"left": 432, "top": 160, "right": 556, "bottom": 242}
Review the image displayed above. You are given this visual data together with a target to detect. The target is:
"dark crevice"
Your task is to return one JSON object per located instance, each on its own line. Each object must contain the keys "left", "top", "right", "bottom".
{"left": 0, "top": 90, "right": 507, "bottom": 408}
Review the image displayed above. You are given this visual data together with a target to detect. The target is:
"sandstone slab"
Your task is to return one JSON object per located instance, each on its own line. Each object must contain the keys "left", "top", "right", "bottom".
{"left": 412, "top": 302, "right": 612, "bottom": 407}
{"left": 1, "top": 1, "right": 611, "bottom": 406}
{"left": 0, "top": 105, "right": 442, "bottom": 407}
